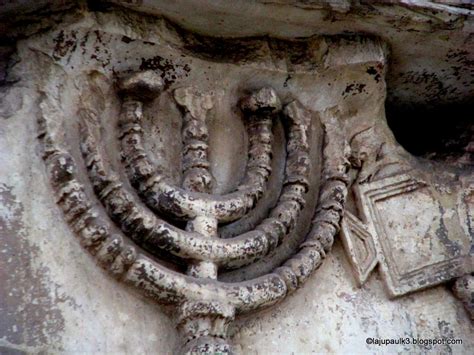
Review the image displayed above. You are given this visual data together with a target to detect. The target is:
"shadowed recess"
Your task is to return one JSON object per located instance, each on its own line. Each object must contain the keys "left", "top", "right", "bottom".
{"left": 386, "top": 103, "right": 473, "bottom": 164}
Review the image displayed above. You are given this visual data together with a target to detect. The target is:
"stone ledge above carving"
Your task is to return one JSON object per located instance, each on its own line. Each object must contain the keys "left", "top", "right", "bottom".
{"left": 2, "top": 1, "right": 473, "bottom": 108}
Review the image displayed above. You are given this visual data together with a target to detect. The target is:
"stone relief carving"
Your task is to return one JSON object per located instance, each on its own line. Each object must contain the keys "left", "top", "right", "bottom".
{"left": 0, "top": 3, "right": 471, "bottom": 352}
{"left": 39, "top": 74, "right": 348, "bottom": 352}
{"left": 342, "top": 173, "right": 473, "bottom": 296}
{"left": 340, "top": 210, "right": 377, "bottom": 286}
{"left": 35, "top": 16, "right": 361, "bottom": 349}
{"left": 342, "top": 161, "right": 473, "bottom": 323}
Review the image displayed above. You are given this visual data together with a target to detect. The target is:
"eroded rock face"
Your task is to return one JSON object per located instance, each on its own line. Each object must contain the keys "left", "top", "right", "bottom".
{"left": 0, "top": 2, "right": 472, "bottom": 354}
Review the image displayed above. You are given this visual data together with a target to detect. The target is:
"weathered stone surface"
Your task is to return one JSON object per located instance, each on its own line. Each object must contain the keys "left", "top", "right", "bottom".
{"left": 0, "top": 1, "right": 472, "bottom": 354}
{"left": 345, "top": 173, "right": 473, "bottom": 297}
{"left": 340, "top": 210, "right": 378, "bottom": 286}
{"left": 232, "top": 243, "right": 473, "bottom": 354}
{"left": 103, "top": 0, "right": 474, "bottom": 109}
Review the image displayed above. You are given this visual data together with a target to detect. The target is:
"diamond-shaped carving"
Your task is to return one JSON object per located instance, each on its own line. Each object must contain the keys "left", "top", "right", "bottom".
{"left": 345, "top": 173, "right": 473, "bottom": 297}
{"left": 340, "top": 210, "right": 378, "bottom": 286}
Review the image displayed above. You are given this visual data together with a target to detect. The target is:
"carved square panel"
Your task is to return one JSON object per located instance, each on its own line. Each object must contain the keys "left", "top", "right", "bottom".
{"left": 354, "top": 174, "right": 473, "bottom": 297}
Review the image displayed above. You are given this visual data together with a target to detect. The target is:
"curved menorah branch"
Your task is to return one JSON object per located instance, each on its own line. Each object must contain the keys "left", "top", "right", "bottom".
{"left": 276, "top": 107, "right": 350, "bottom": 291}
{"left": 118, "top": 77, "right": 278, "bottom": 222}
{"left": 39, "top": 70, "right": 348, "bottom": 353}
{"left": 39, "top": 111, "right": 287, "bottom": 310}
{"left": 40, "top": 101, "right": 347, "bottom": 291}
{"left": 79, "top": 101, "right": 311, "bottom": 269}
{"left": 117, "top": 82, "right": 313, "bottom": 262}
{"left": 80, "top": 119, "right": 271, "bottom": 266}
{"left": 126, "top": 255, "right": 287, "bottom": 310}
{"left": 45, "top": 151, "right": 286, "bottom": 308}
{"left": 238, "top": 87, "right": 280, "bottom": 194}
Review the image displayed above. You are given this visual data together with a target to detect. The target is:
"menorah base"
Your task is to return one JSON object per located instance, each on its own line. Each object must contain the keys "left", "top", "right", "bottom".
{"left": 180, "top": 336, "right": 232, "bottom": 355}
{"left": 177, "top": 300, "right": 235, "bottom": 354}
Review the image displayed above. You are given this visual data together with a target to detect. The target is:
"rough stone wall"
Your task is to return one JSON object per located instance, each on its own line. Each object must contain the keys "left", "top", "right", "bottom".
{"left": 0, "top": 2, "right": 472, "bottom": 354}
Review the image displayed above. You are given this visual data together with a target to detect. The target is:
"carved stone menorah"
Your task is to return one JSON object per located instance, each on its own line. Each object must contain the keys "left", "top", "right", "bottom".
{"left": 38, "top": 69, "right": 349, "bottom": 353}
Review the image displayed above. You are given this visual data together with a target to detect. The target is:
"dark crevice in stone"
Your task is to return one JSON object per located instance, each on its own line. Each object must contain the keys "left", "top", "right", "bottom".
{"left": 386, "top": 103, "right": 473, "bottom": 165}
{"left": 0, "top": 45, "right": 15, "bottom": 86}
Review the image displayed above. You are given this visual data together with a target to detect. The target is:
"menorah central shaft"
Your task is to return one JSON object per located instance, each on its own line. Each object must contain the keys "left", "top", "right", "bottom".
{"left": 174, "top": 87, "right": 220, "bottom": 280}
{"left": 186, "top": 215, "right": 219, "bottom": 278}
{"left": 174, "top": 87, "right": 232, "bottom": 354}
{"left": 176, "top": 87, "right": 282, "bottom": 353}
